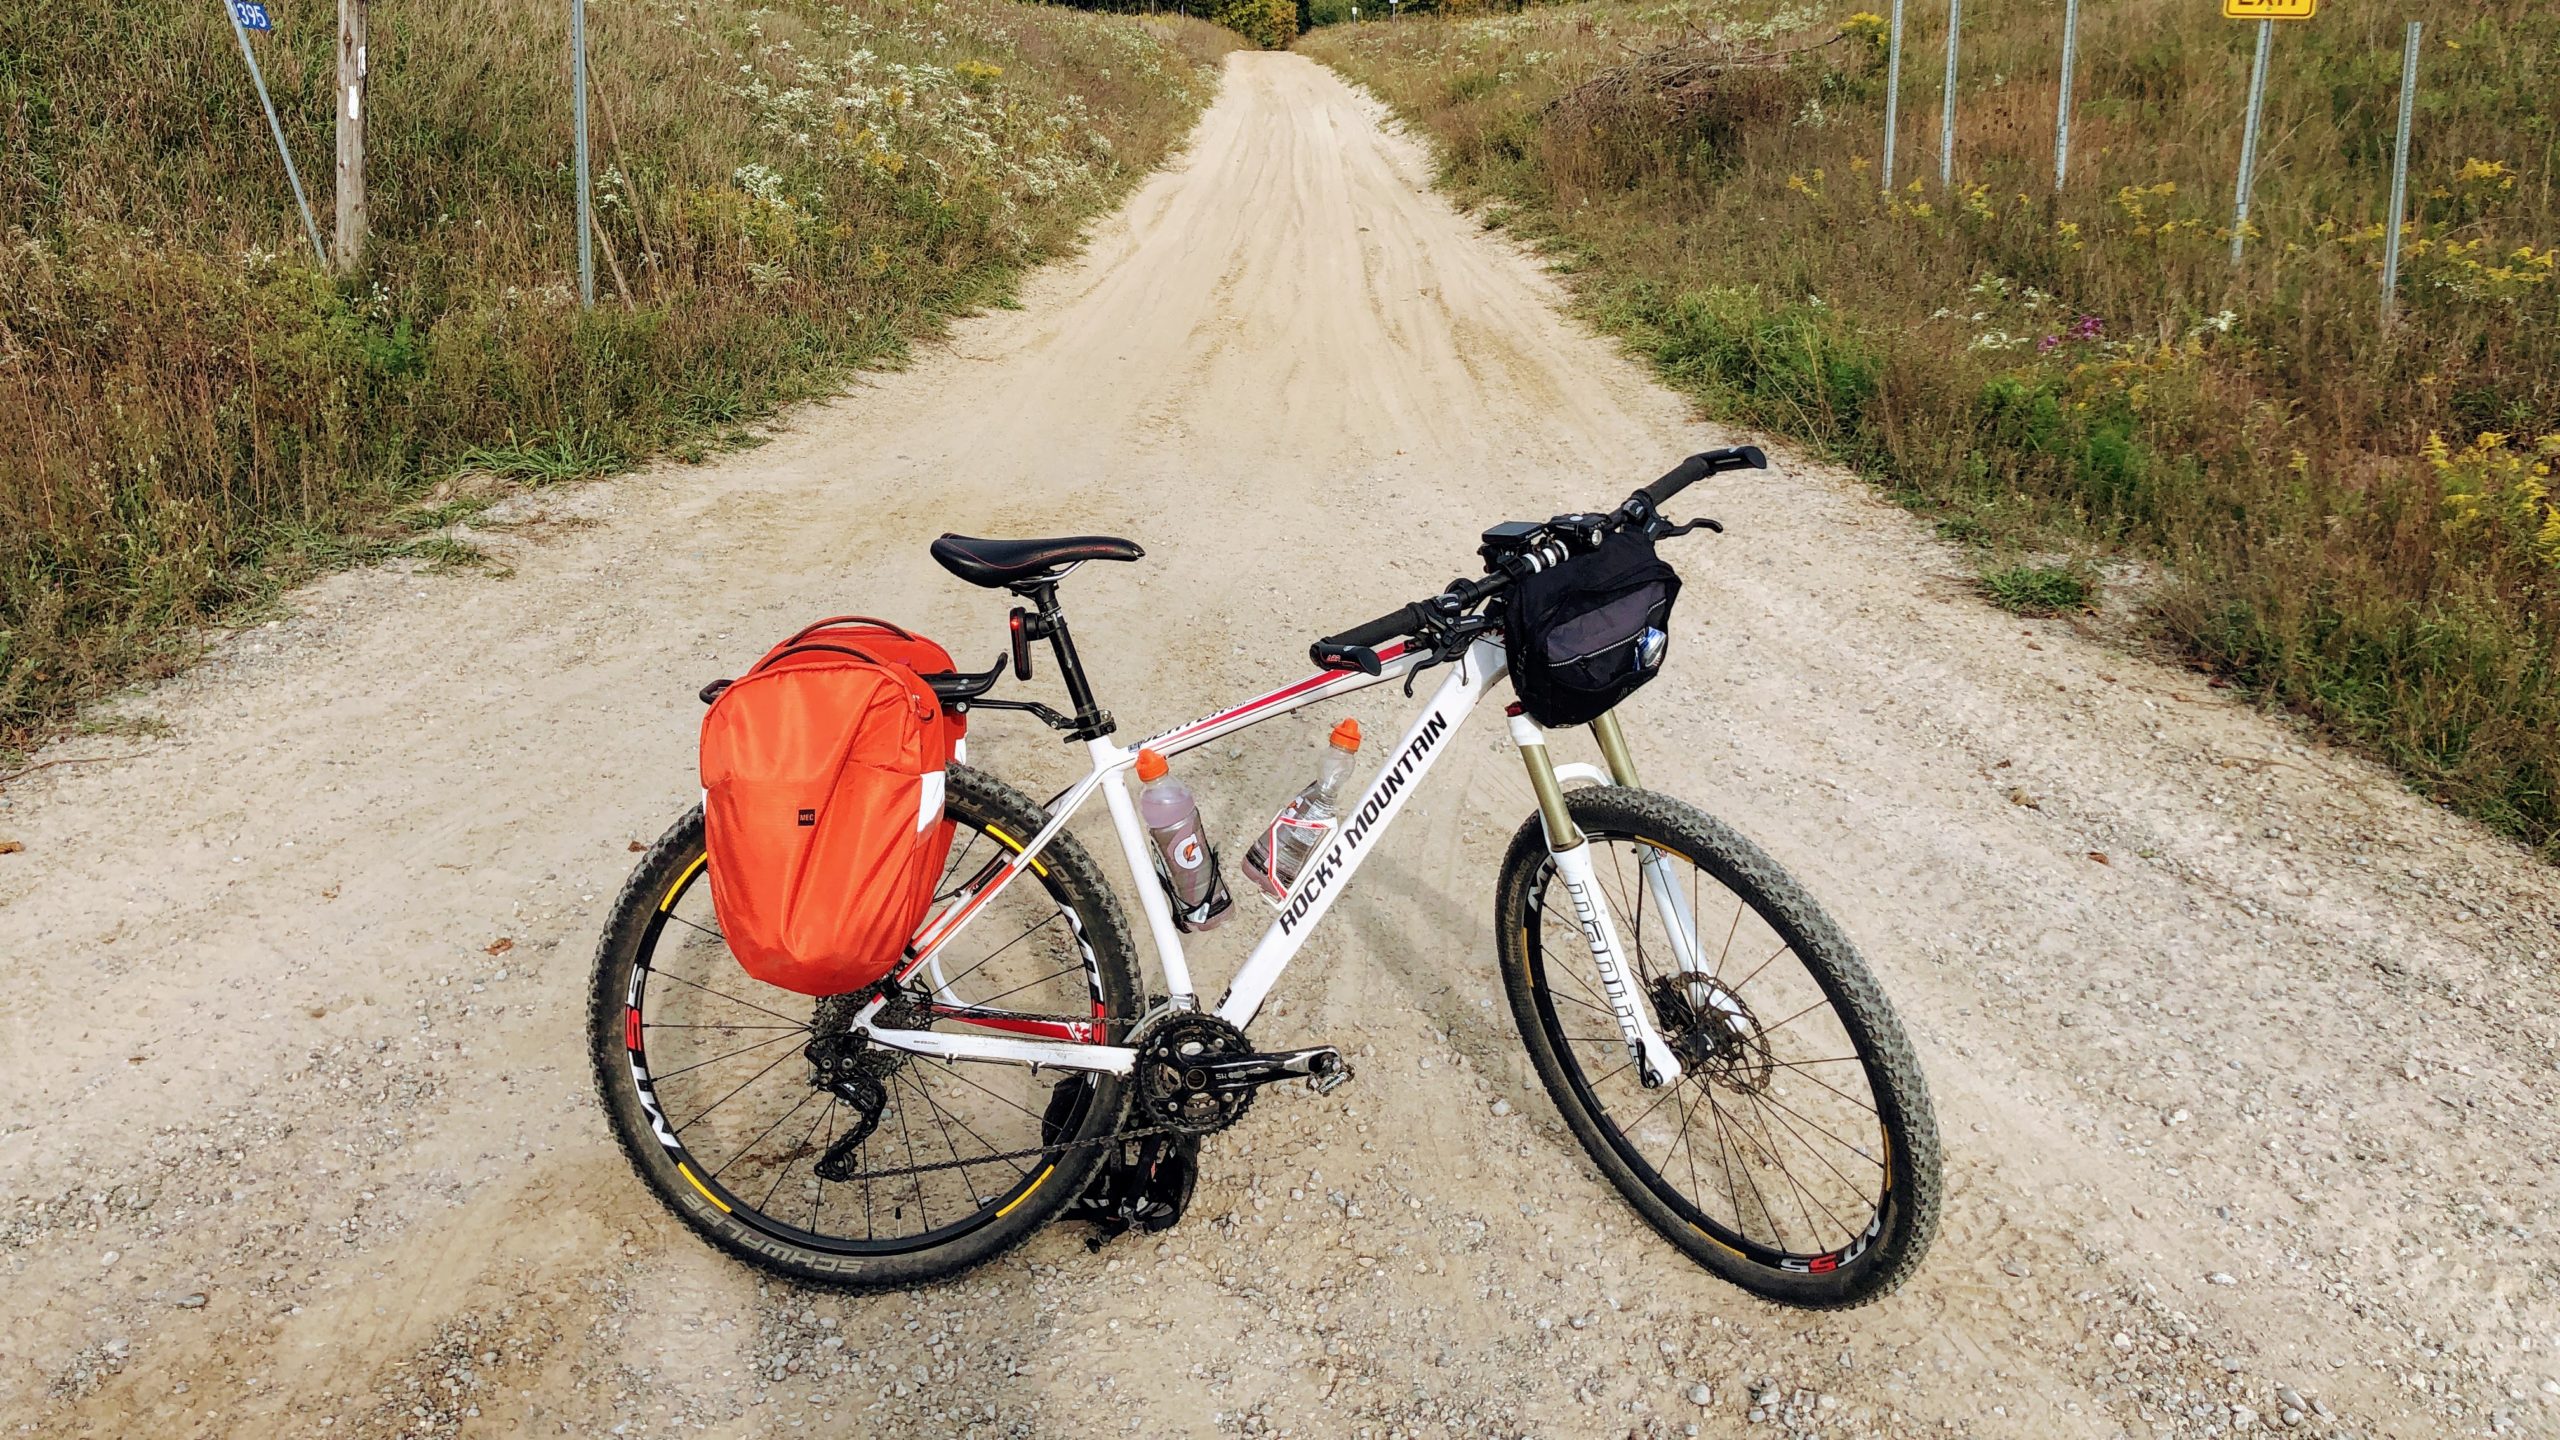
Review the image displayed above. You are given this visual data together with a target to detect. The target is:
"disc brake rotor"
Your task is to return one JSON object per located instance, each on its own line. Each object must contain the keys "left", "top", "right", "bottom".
{"left": 1650, "top": 973, "right": 1774, "bottom": 1093}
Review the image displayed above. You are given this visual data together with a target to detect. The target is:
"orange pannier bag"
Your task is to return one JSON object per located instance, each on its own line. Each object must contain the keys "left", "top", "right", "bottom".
{"left": 699, "top": 619, "right": 964, "bottom": 997}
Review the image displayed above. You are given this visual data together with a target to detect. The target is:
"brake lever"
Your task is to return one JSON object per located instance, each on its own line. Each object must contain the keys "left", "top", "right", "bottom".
{"left": 1402, "top": 646, "right": 1448, "bottom": 699}
{"left": 1654, "top": 515, "right": 1723, "bottom": 539}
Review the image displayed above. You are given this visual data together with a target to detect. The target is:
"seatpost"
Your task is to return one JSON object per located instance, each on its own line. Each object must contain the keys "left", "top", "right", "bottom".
{"left": 1017, "top": 581, "right": 1113, "bottom": 739}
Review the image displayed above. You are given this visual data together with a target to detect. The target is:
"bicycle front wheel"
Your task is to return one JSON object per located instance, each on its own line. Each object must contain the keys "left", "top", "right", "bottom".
{"left": 588, "top": 764, "right": 1141, "bottom": 1289}
{"left": 1496, "top": 786, "right": 1940, "bottom": 1308}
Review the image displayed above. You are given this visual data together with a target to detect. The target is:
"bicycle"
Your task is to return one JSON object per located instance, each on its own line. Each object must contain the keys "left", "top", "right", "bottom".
{"left": 588, "top": 447, "right": 1942, "bottom": 1308}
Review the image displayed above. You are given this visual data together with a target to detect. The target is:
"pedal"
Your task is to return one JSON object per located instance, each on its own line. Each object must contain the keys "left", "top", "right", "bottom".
{"left": 1307, "top": 1051, "right": 1354, "bottom": 1096}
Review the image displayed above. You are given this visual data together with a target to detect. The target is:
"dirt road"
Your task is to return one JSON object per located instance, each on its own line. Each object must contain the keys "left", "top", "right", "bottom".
{"left": 6, "top": 52, "right": 2557, "bottom": 1440}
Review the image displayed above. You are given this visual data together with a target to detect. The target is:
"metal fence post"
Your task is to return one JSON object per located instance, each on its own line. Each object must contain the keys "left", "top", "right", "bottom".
{"left": 2381, "top": 21, "right": 2421, "bottom": 326}
{"left": 573, "top": 0, "right": 595, "bottom": 310}
{"left": 1881, "top": 0, "right": 1906, "bottom": 191}
{"left": 221, "top": 0, "right": 328, "bottom": 266}
{"left": 2053, "top": 0, "right": 2079, "bottom": 192}
{"left": 2230, "top": 17, "right": 2272, "bottom": 263}
{"left": 1939, "top": 0, "right": 1962, "bottom": 189}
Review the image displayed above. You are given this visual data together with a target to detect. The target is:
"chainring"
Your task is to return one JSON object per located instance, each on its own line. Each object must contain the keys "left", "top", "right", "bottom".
{"left": 1130, "top": 1011, "right": 1255, "bottom": 1135}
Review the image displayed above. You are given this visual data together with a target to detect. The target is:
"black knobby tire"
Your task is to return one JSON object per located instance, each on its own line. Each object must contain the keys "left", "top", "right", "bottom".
{"left": 588, "top": 764, "right": 1141, "bottom": 1290}
{"left": 1496, "top": 787, "right": 1940, "bottom": 1308}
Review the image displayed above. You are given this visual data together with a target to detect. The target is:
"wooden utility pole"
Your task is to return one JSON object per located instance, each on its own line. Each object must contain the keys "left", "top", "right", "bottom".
{"left": 334, "top": 0, "right": 367, "bottom": 270}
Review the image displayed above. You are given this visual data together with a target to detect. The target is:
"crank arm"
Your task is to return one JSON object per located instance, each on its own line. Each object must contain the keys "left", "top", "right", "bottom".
{"left": 1194, "top": 1046, "right": 1353, "bottom": 1096}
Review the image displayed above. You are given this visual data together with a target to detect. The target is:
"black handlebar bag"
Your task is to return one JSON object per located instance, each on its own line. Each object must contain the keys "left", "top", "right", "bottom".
{"left": 1503, "top": 530, "right": 1682, "bottom": 728}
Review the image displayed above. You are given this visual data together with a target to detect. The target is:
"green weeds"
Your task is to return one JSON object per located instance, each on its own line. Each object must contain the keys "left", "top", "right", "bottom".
{"left": 1305, "top": 0, "right": 2560, "bottom": 856}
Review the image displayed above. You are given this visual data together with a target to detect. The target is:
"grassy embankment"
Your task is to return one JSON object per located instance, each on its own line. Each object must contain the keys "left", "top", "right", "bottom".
{"left": 1304, "top": 0, "right": 2560, "bottom": 856}
{"left": 0, "top": 0, "right": 1236, "bottom": 751}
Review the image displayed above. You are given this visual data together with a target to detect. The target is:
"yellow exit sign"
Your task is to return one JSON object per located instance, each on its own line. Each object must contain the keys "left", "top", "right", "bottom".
{"left": 2224, "top": 0, "right": 2316, "bottom": 18}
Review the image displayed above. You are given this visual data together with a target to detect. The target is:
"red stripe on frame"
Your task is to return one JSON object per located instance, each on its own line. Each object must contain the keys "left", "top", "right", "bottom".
{"left": 1155, "top": 642, "right": 1408, "bottom": 747}
{"left": 934, "top": 1008, "right": 1097, "bottom": 1044}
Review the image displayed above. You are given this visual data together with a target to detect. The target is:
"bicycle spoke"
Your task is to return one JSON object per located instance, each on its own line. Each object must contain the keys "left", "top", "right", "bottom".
{"left": 811, "top": 1094, "right": 839, "bottom": 1232}
{"left": 710, "top": 1086, "right": 822, "bottom": 1182}
{"left": 1706, "top": 1089, "right": 1784, "bottom": 1249}
{"left": 1745, "top": 1087, "right": 1877, "bottom": 1209}
{"left": 1676, "top": 1087, "right": 1708, "bottom": 1211}
{"left": 1615, "top": 1076, "right": 1684, "bottom": 1137}
{"left": 1730, "top": 1083, "right": 1828, "bottom": 1244}
{"left": 1751, "top": 1085, "right": 1885, "bottom": 1169}
{"left": 663, "top": 908, "right": 727, "bottom": 946}
{"left": 647, "top": 1029, "right": 805, "bottom": 1084}
{"left": 1767, "top": 1063, "right": 1880, "bottom": 1116}
{"left": 892, "top": 1078, "right": 930, "bottom": 1230}
{"left": 761, "top": 1093, "right": 834, "bottom": 1215}
{"left": 1756, "top": 993, "right": 1838, "bottom": 1039}
{"left": 646, "top": 966, "right": 813, "bottom": 1029}
{"left": 1710, "top": 890, "right": 1744, "bottom": 981}
{"left": 1726, "top": 940, "right": 1796, "bottom": 997}
{"left": 673, "top": 1044, "right": 803, "bottom": 1131}
{"left": 935, "top": 830, "right": 992, "bottom": 902}
{"left": 933, "top": 1059, "right": 1059, "bottom": 1126}
{"left": 1742, "top": 1089, "right": 1855, "bottom": 1245}
{"left": 897, "top": 1070, "right": 984, "bottom": 1207}
{"left": 1538, "top": 919, "right": 1618, "bottom": 1015}
{"left": 964, "top": 962, "right": 1086, "bottom": 1011}
{"left": 923, "top": 911, "right": 1061, "bottom": 999}
{"left": 904, "top": 1070, "right": 1029, "bottom": 1192}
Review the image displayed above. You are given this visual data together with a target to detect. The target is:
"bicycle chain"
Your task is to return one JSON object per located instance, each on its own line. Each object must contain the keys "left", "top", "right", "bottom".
{"left": 831, "top": 1116, "right": 1192, "bottom": 1183}
{"left": 814, "top": 1008, "right": 1253, "bottom": 1183}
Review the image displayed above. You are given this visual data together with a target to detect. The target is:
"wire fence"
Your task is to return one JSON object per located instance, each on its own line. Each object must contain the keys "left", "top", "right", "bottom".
{"left": 1872, "top": 0, "right": 2433, "bottom": 323}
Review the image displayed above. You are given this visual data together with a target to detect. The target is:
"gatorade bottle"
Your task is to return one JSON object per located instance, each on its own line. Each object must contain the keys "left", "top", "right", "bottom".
{"left": 1244, "top": 719, "right": 1362, "bottom": 898}
{"left": 1136, "top": 748, "right": 1230, "bottom": 931}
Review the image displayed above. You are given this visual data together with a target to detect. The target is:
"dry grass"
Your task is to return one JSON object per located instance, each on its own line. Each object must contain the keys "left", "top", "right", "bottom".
{"left": 1306, "top": 0, "right": 2560, "bottom": 856}
{"left": 0, "top": 0, "right": 1237, "bottom": 748}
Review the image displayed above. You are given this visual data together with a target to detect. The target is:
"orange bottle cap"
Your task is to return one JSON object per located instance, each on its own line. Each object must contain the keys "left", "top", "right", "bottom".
{"left": 1135, "top": 747, "right": 1168, "bottom": 782}
{"left": 1329, "top": 718, "right": 1361, "bottom": 750}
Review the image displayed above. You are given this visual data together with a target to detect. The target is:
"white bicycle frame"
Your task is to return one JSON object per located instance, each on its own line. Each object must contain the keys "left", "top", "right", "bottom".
{"left": 851, "top": 636, "right": 1688, "bottom": 1086}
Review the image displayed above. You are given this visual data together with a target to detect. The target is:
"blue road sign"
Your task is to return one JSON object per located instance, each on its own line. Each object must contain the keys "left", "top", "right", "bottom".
{"left": 232, "top": 2, "right": 272, "bottom": 30}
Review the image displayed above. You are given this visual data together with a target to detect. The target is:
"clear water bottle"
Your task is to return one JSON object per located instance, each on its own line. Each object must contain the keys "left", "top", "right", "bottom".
{"left": 1137, "top": 748, "right": 1230, "bottom": 931}
{"left": 1244, "top": 718, "right": 1362, "bottom": 899}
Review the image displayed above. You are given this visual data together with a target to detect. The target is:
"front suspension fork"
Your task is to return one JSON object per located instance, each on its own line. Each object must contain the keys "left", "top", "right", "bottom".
{"left": 1512, "top": 712, "right": 1684, "bottom": 1088}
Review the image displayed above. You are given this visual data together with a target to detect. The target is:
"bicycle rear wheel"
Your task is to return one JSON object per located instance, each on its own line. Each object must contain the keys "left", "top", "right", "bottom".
{"left": 1496, "top": 786, "right": 1940, "bottom": 1308}
{"left": 588, "top": 765, "right": 1141, "bottom": 1288}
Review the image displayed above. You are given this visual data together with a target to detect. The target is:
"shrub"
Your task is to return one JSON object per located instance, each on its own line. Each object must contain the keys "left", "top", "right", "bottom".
{"left": 1208, "top": 0, "right": 1298, "bottom": 48}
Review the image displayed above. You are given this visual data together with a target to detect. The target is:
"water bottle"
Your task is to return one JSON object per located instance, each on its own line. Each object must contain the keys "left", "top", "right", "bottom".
{"left": 1244, "top": 718, "right": 1363, "bottom": 899}
{"left": 1137, "top": 748, "right": 1230, "bottom": 931}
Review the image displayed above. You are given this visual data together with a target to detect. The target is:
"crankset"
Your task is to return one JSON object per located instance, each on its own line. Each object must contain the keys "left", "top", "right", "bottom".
{"left": 1129, "top": 1012, "right": 1354, "bottom": 1135}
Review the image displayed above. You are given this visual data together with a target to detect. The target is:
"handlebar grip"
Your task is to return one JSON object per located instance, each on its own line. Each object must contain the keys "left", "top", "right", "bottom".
{"left": 1312, "top": 603, "right": 1426, "bottom": 670}
{"left": 1310, "top": 643, "right": 1383, "bottom": 676}
{"left": 1640, "top": 444, "right": 1768, "bottom": 509}
{"left": 1320, "top": 603, "right": 1425, "bottom": 651}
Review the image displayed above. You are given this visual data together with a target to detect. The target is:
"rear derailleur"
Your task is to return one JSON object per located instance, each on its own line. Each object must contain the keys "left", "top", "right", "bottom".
{"left": 803, "top": 987, "right": 927, "bottom": 1183}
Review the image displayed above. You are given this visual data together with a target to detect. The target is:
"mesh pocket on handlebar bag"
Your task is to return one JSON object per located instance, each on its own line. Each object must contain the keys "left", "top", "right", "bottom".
{"left": 699, "top": 635, "right": 955, "bottom": 997}
{"left": 1503, "top": 529, "right": 1682, "bottom": 728}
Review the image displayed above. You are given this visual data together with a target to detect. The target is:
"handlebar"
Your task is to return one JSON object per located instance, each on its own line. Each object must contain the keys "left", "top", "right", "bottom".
{"left": 1309, "top": 446, "right": 1767, "bottom": 673}
{"left": 1629, "top": 443, "right": 1767, "bottom": 518}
